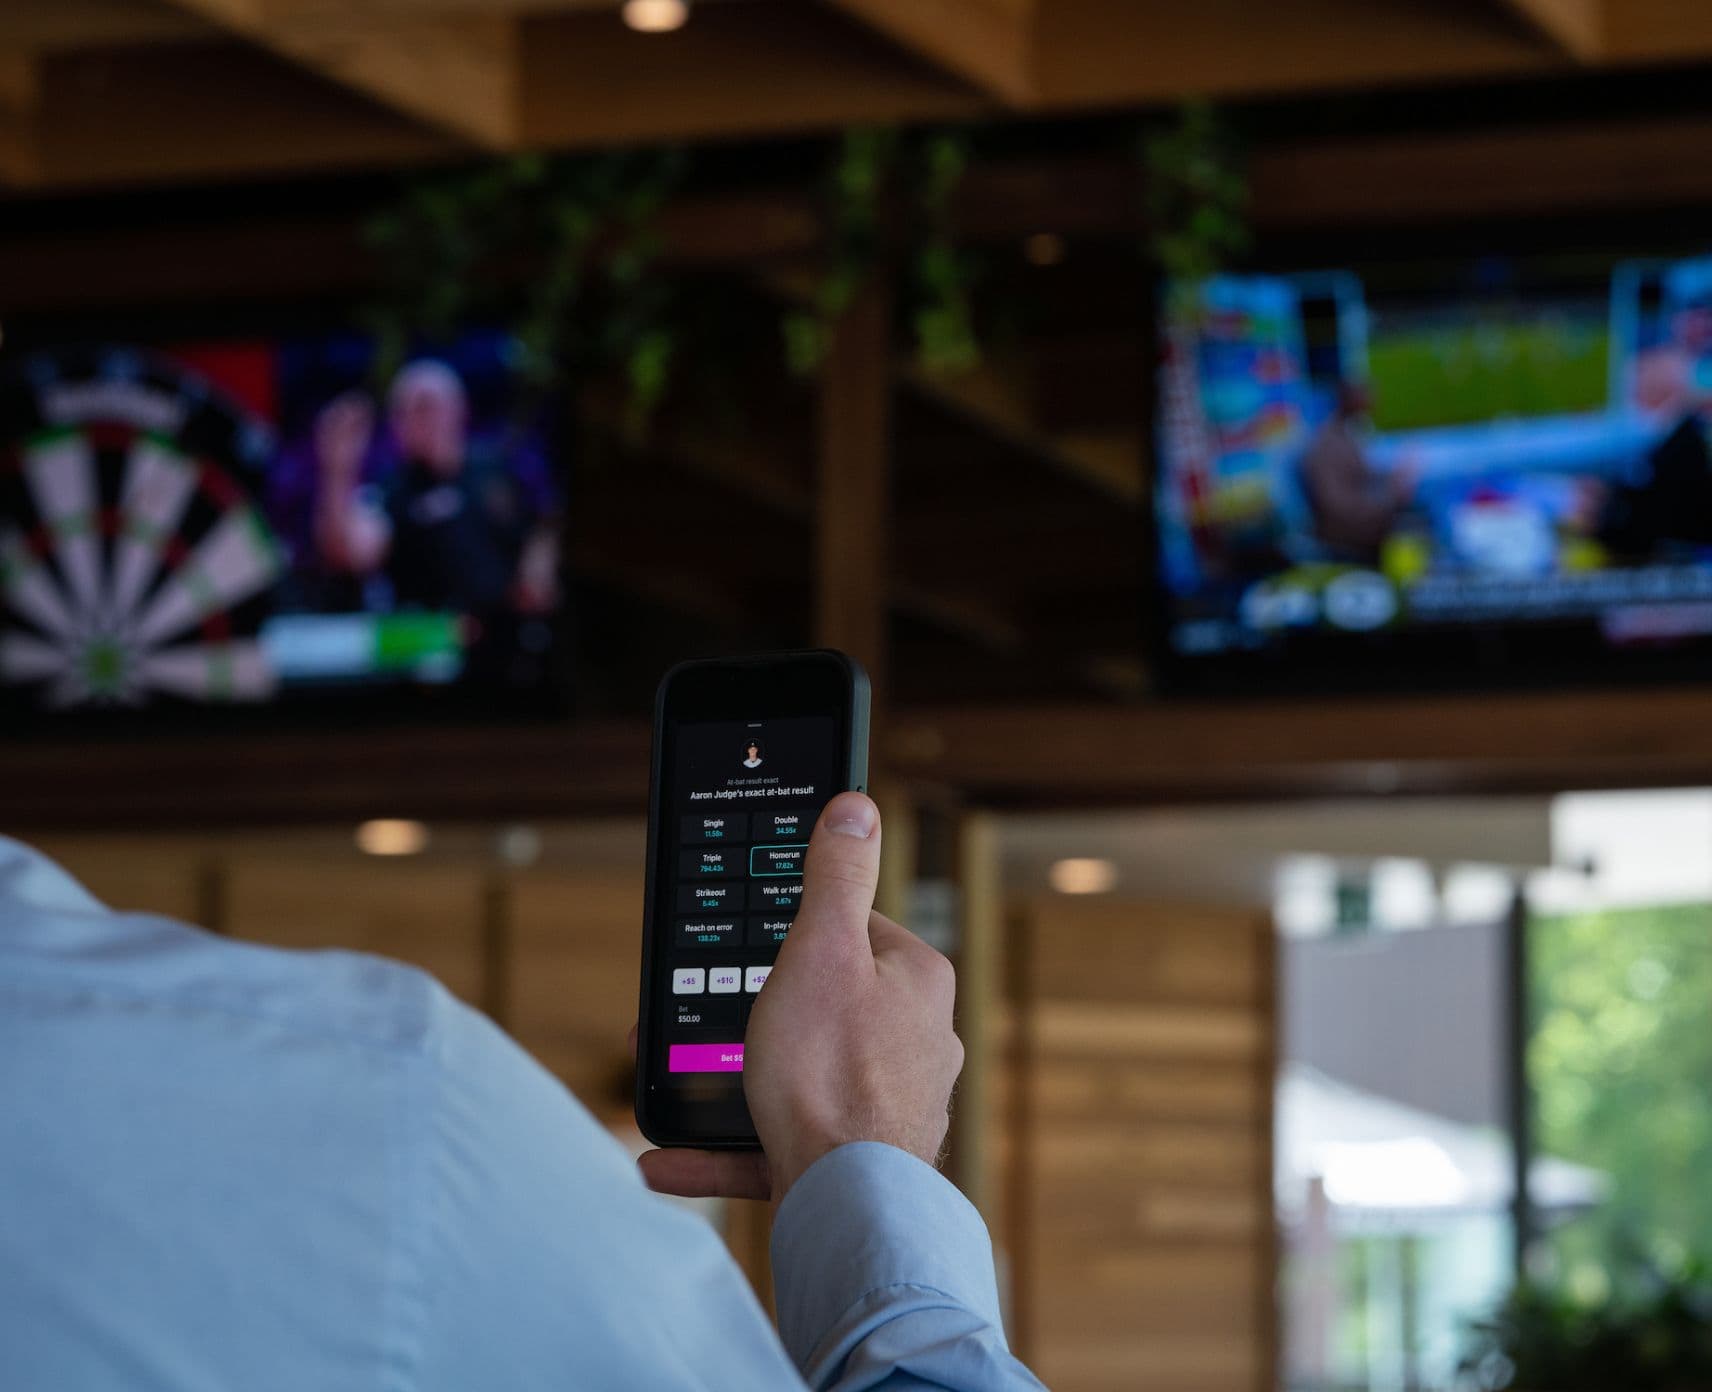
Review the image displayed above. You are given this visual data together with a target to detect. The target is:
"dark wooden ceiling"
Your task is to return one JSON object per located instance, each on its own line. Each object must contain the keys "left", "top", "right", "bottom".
{"left": 1, "top": 0, "right": 1709, "bottom": 191}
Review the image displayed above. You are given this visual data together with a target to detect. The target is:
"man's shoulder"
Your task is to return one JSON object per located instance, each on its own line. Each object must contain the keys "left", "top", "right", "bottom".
{"left": 205, "top": 933, "right": 462, "bottom": 1058}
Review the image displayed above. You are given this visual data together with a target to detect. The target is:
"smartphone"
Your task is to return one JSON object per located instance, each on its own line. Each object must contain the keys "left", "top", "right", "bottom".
{"left": 634, "top": 650, "right": 871, "bottom": 1148}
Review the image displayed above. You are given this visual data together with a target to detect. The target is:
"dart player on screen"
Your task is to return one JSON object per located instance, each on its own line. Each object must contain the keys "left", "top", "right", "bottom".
{"left": 382, "top": 360, "right": 560, "bottom": 625}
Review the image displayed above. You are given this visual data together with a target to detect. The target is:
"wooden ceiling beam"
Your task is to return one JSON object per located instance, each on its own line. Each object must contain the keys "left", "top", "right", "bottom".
{"left": 16, "top": 681, "right": 1712, "bottom": 827}
{"left": 0, "top": 191, "right": 818, "bottom": 310}
{"left": 271, "top": 0, "right": 612, "bottom": 13}
{"left": 579, "top": 387, "right": 815, "bottom": 519}
{"left": 520, "top": 2, "right": 981, "bottom": 148}
{"left": 825, "top": 0, "right": 1039, "bottom": 105}
{"left": 584, "top": 368, "right": 1125, "bottom": 694}
{"left": 20, "top": 0, "right": 1712, "bottom": 188}
{"left": 584, "top": 393, "right": 1019, "bottom": 652}
{"left": 156, "top": 0, "right": 518, "bottom": 149}
{"left": 36, "top": 42, "right": 453, "bottom": 189}
{"left": 0, "top": 52, "right": 39, "bottom": 186}
{"left": 1251, "top": 115, "right": 1712, "bottom": 227}
{"left": 1495, "top": 0, "right": 1603, "bottom": 59}
{"left": 890, "top": 687, "right": 1712, "bottom": 804}
{"left": 20, "top": 1, "right": 1712, "bottom": 189}
{"left": 1032, "top": 0, "right": 1562, "bottom": 108}
{"left": 570, "top": 542, "right": 758, "bottom": 629}
{"left": 891, "top": 584, "right": 1146, "bottom": 699}
{"left": 1491, "top": 0, "right": 1712, "bottom": 62}
{"left": 1602, "top": 0, "right": 1712, "bottom": 61}
{"left": 899, "top": 361, "right": 1143, "bottom": 505}
{"left": 895, "top": 514, "right": 1135, "bottom": 594}
{"left": 16, "top": 109, "right": 1712, "bottom": 256}
{"left": 756, "top": 268, "right": 1146, "bottom": 504}
{"left": 0, "top": 0, "right": 213, "bottom": 52}
{"left": 0, "top": 720, "right": 657, "bottom": 829}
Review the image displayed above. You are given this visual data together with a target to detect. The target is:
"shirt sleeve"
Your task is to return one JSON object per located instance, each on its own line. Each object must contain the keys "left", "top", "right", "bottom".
{"left": 770, "top": 1143, "right": 1047, "bottom": 1392}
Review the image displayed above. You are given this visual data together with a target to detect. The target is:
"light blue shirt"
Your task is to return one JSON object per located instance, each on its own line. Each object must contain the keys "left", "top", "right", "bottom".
{"left": 0, "top": 837, "right": 1042, "bottom": 1391}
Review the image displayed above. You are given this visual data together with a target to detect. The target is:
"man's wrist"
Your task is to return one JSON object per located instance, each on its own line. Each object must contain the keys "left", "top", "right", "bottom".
{"left": 769, "top": 1141, "right": 1007, "bottom": 1375}
{"left": 768, "top": 1131, "right": 854, "bottom": 1209}
{"left": 768, "top": 1149, "right": 822, "bottom": 1209}
{"left": 767, "top": 1128, "right": 940, "bottom": 1209}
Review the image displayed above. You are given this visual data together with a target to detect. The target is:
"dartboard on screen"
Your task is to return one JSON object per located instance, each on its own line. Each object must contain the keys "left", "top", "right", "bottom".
{"left": 0, "top": 348, "right": 284, "bottom": 708}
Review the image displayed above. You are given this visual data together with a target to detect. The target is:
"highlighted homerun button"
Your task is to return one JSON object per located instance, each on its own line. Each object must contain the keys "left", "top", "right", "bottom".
{"left": 750, "top": 843, "right": 807, "bottom": 877}
{"left": 668, "top": 1042, "right": 745, "bottom": 1073}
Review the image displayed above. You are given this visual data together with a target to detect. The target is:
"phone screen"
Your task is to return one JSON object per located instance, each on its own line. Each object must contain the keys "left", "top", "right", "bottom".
{"left": 638, "top": 655, "right": 865, "bottom": 1144}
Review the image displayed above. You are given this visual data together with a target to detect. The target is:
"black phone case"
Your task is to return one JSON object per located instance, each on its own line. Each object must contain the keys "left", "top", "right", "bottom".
{"left": 633, "top": 649, "right": 871, "bottom": 1148}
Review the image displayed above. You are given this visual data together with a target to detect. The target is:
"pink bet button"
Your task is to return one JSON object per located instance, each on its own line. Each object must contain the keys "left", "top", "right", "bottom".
{"left": 668, "top": 1042, "right": 745, "bottom": 1073}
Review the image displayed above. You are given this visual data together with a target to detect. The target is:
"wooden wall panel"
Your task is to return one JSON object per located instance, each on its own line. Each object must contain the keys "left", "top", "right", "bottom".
{"left": 1006, "top": 896, "right": 1276, "bottom": 1392}
{"left": 223, "top": 856, "right": 489, "bottom": 1008}
{"left": 28, "top": 834, "right": 207, "bottom": 923}
{"left": 504, "top": 871, "right": 642, "bottom": 1124}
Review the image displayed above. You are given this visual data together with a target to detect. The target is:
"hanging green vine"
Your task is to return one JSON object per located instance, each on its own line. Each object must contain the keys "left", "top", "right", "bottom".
{"left": 1142, "top": 101, "right": 1251, "bottom": 290}
{"left": 363, "top": 147, "right": 686, "bottom": 429}
{"left": 783, "top": 124, "right": 983, "bottom": 377}
{"left": 909, "top": 129, "right": 980, "bottom": 375}
{"left": 781, "top": 127, "right": 897, "bottom": 376}
{"left": 364, "top": 107, "right": 1264, "bottom": 423}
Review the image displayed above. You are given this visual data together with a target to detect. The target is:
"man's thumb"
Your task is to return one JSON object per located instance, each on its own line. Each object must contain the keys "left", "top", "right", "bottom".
{"left": 790, "top": 792, "right": 882, "bottom": 951}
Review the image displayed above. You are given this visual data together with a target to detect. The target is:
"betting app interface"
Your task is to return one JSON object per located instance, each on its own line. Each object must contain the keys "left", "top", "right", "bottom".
{"left": 657, "top": 716, "right": 836, "bottom": 1086}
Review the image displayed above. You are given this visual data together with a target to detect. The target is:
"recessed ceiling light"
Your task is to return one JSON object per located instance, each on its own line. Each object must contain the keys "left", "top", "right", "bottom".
{"left": 1049, "top": 857, "right": 1117, "bottom": 895}
{"left": 355, "top": 819, "right": 429, "bottom": 857}
{"left": 622, "top": 0, "right": 689, "bottom": 33}
{"left": 1024, "top": 232, "right": 1066, "bottom": 267}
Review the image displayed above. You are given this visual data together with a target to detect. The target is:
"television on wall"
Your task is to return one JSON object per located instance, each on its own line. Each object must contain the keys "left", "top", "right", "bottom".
{"left": 1153, "top": 248, "right": 1712, "bottom": 691}
{"left": 0, "top": 332, "right": 565, "bottom": 716}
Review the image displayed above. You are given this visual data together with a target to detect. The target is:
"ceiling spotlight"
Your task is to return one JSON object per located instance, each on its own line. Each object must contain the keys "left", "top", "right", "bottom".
{"left": 356, "top": 819, "right": 429, "bottom": 857}
{"left": 1024, "top": 232, "right": 1066, "bottom": 267}
{"left": 1049, "top": 857, "right": 1117, "bottom": 895}
{"left": 622, "top": 0, "right": 689, "bottom": 32}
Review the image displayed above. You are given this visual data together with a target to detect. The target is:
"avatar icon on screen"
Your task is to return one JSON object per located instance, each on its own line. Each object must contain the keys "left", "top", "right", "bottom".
{"left": 741, "top": 739, "right": 764, "bottom": 769}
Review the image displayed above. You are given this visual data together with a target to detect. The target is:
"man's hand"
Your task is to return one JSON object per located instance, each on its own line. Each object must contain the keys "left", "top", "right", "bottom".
{"left": 638, "top": 792, "right": 963, "bottom": 1207}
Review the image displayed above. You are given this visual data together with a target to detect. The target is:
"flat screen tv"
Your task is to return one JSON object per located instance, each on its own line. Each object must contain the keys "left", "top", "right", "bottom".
{"left": 1154, "top": 250, "right": 1712, "bottom": 691}
{"left": 0, "top": 332, "right": 565, "bottom": 716}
